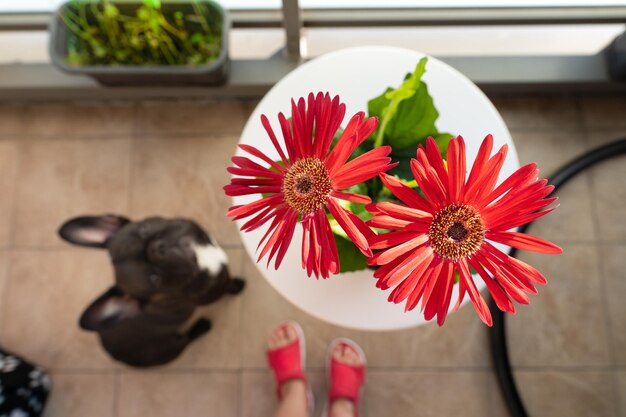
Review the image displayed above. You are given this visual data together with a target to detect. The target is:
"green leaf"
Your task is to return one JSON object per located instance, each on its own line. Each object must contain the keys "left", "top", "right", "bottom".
{"left": 367, "top": 88, "right": 392, "bottom": 128}
{"left": 368, "top": 57, "right": 432, "bottom": 148}
{"left": 143, "top": 0, "right": 161, "bottom": 8}
{"left": 387, "top": 146, "right": 417, "bottom": 182}
{"left": 383, "top": 82, "right": 439, "bottom": 149}
{"left": 137, "top": 8, "right": 150, "bottom": 20}
{"left": 334, "top": 234, "right": 369, "bottom": 273}
{"left": 190, "top": 32, "right": 204, "bottom": 44}
{"left": 104, "top": 4, "right": 119, "bottom": 18}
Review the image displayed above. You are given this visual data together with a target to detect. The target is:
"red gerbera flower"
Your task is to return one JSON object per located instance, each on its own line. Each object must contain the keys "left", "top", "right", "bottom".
{"left": 225, "top": 92, "right": 396, "bottom": 279}
{"left": 366, "top": 135, "right": 561, "bottom": 326}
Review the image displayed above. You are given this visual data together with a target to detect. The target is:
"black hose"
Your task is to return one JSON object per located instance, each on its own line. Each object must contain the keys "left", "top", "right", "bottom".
{"left": 489, "top": 137, "right": 626, "bottom": 417}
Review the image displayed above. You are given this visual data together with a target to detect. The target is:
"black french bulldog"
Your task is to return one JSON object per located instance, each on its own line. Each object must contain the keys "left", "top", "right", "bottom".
{"left": 58, "top": 215, "right": 245, "bottom": 367}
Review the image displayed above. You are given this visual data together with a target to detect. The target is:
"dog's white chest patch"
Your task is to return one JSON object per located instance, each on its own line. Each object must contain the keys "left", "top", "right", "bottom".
{"left": 192, "top": 243, "right": 227, "bottom": 275}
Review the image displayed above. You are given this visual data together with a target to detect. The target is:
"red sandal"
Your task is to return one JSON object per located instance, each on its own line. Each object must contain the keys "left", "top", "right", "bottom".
{"left": 324, "top": 338, "right": 367, "bottom": 417}
{"left": 266, "top": 321, "right": 314, "bottom": 415}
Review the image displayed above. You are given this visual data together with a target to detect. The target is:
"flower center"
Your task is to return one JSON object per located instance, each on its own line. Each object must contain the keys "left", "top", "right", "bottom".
{"left": 282, "top": 157, "right": 332, "bottom": 215}
{"left": 447, "top": 222, "right": 468, "bottom": 241}
{"left": 295, "top": 175, "right": 313, "bottom": 194}
{"left": 428, "top": 204, "right": 484, "bottom": 262}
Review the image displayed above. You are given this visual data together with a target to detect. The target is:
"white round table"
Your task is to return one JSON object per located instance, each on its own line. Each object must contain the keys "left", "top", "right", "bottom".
{"left": 233, "top": 46, "right": 518, "bottom": 331}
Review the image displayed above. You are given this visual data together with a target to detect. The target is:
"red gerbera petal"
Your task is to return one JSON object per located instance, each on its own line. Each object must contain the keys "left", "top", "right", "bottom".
{"left": 424, "top": 138, "right": 449, "bottom": 190}
{"left": 378, "top": 172, "right": 434, "bottom": 213}
{"left": 326, "top": 114, "right": 379, "bottom": 175}
{"left": 486, "top": 231, "right": 562, "bottom": 254}
{"left": 226, "top": 92, "right": 395, "bottom": 278}
{"left": 367, "top": 134, "right": 561, "bottom": 326}
{"left": 327, "top": 198, "right": 374, "bottom": 257}
{"left": 330, "top": 191, "right": 372, "bottom": 205}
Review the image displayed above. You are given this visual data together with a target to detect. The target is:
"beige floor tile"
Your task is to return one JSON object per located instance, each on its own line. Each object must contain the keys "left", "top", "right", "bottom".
{"left": 240, "top": 254, "right": 367, "bottom": 369}
{"left": 130, "top": 135, "right": 242, "bottom": 247}
{"left": 14, "top": 137, "right": 131, "bottom": 247}
{"left": 0, "top": 140, "right": 19, "bottom": 246}
{"left": 599, "top": 244, "right": 626, "bottom": 366}
{"left": 364, "top": 303, "right": 491, "bottom": 368}
{"left": 117, "top": 371, "right": 239, "bottom": 417}
{"left": 508, "top": 244, "right": 611, "bottom": 367}
{"left": 508, "top": 289, "right": 611, "bottom": 368}
{"left": 491, "top": 96, "right": 581, "bottom": 130}
{"left": 506, "top": 130, "right": 595, "bottom": 243}
{"left": 580, "top": 96, "right": 626, "bottom": 129}
{"left": 24, "top": 102, "right": 135, "bottom": 138}
{"left": 367, "top": 370, "right": 492, "bottom": 417}
{"left": 44, "top": 372, "right": 115, "bottom": 417}
{"left": 136, "top": 100, "right": 248, "bottom": 137}
{"left": 167, "top": 248, "right": 244, "bottom": 370}
{"left": 513, "top": 242, "right": 599, "bottom": 286}
{"left": 0, "top": 251, "right": 7, "bottom": 335}
{"left": 584, "top": 128, "right": 626, "bottom": 149}
{"left": 507, "top": 371, "right": 617, "bottom": 417}
{"left": 1, "top": 250, "right": 119, "bottom": 369}
{"left": 526, "top": 177, "right": 595, "bottom": 245}
{"left": 489, "top": 372, "right": 513, "bottom": 417}
{"left": 242, "top": 100, "right": 259, "bottom": 119}
{"left": 241, "top": 371, "right": 285, "bottom": 417}
{"left": 242, "top": 370, "right": 326, "bottom": 417}
{"left": 585, "top": 133, "right": 626, "bottom": 241}
{"left": 618, "top": 371, "right": 626, "bottom": 417}
{"left": 510, "top": 129, "right": 586, "bottom": 178}
{"left": 0, "top": 104, "right": 27, "bottom": 136}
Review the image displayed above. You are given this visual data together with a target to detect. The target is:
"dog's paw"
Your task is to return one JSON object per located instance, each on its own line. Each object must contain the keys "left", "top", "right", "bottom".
{"left": 228, "top": 278, "right": 246, "bottom": 295}
{"left": 188, "top": 318, "right": 212, "bottom": 341}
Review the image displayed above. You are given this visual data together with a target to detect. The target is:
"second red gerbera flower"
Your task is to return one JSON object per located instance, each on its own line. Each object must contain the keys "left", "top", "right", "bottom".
{"left": 225, "top": 92, "right": 396, "bottom": 279}
{"left": 366, "top": 135, "right": 562, "bottom": 326}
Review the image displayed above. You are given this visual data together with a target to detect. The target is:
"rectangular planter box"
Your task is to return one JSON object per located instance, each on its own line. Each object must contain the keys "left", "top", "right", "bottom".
{"left": 49, "top": 0, "right": 230, "bottom": 86}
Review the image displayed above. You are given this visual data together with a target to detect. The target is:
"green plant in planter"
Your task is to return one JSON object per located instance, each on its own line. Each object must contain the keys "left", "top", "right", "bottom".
{"left": 61, "top": 0, "right": 223, "bottom": 66}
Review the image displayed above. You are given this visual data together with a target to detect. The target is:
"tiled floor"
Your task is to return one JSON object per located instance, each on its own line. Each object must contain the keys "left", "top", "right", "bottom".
{"left": 0, "top": 95, "right": 624, "bottom": 417}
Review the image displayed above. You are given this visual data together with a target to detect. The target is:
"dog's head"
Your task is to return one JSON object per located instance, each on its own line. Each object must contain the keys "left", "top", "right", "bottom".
{"left": 59, "top": 215, "right": 227, "bottom": 330}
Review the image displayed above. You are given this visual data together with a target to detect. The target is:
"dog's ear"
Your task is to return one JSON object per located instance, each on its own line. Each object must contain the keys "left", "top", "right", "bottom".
{"left": 79, "top": 287, "right": 142, "bottom": 331}
{"left": 58, "top": 215, "right": 130, "bottom": 248}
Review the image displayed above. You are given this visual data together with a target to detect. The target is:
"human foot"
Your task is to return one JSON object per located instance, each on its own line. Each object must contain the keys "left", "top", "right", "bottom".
{"left": 266, "top": 321, "right": 313, "bottom": 415}
{"left": 267, "top": 321, "right": 307, "bottom": 398}
{"left": 326, "top": 339, "right": 366, "bottom": 417}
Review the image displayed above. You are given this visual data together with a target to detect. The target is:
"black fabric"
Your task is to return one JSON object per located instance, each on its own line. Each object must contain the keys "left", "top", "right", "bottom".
{"left": 0, "top": 348, "right": 50, "bottom": 417}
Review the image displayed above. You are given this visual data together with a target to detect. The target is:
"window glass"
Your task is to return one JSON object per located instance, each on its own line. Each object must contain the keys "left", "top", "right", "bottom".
{"left": 2, "top": 0, "right": 626, "bottom": 13}
{"left": 299, "top": 0, "right": 626, "bottom": 7}
{"left": 0, "top": 1, "right": 281, "bottom": 13}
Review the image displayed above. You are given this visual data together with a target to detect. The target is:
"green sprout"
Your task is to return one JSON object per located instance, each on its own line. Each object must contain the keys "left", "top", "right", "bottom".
{"left": 62, "top": 0, "right": 223, "bottom": 66}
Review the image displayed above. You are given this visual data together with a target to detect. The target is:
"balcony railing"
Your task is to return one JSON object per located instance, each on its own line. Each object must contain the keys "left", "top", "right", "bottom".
{"left": 0, "top": 1, "right": 624, "bottom": 101}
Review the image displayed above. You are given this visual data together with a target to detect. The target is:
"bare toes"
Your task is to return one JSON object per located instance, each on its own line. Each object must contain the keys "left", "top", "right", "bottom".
{"left": 332, "top": 342, "right": 363, "bottom": 367}
{"left": 268, "top": 323, "right": 299, "bottom": 350}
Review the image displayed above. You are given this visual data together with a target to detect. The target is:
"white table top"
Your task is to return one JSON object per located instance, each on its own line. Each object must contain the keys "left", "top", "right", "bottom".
{"left": 233, "top": 46, "right": 518, "bottom": 331}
